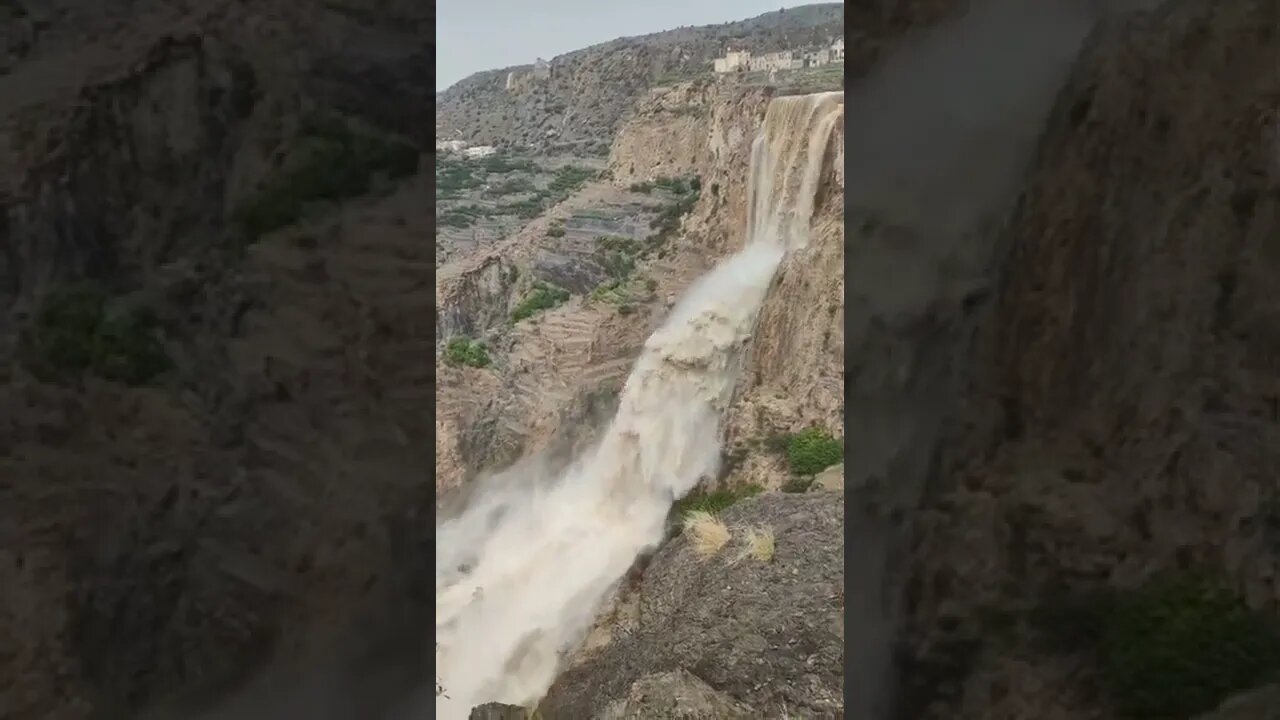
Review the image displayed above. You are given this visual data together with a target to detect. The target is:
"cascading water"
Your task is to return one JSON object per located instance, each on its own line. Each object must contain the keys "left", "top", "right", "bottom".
{"left": 434, "top": 91, "right": 844, "bottom": 718}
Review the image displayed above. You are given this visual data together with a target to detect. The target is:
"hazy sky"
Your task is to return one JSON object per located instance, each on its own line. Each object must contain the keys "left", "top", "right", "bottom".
{"left": 437, "top": 0, "right": 812, "bottom": 90}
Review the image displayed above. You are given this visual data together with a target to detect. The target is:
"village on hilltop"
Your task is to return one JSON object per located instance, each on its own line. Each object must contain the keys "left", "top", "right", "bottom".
{"left": 437, "top": 38, "right": 845, "bottom": 158}
{"left": 713, "top": 37, "right": 844, "bottom": 73}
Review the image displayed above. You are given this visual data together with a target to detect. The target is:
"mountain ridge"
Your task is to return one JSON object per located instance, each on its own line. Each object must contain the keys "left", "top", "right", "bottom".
{"left": 434, "top": 3, "right": 849, "bottom": 154}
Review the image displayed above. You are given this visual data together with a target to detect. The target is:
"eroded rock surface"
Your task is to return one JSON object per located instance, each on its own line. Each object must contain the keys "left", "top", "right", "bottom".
{"left": 541, "top": 493, "right": 844, "bottom": 719}
{"left": 900, "top": 0, "right": 1280, "bottom": 718}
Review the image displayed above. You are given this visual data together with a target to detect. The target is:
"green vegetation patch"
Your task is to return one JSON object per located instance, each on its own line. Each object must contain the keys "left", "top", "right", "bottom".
{"left": 672, "top": 483, "right": 764, "bottom": 522}
{"left": 768, "top": 425, "right": 849, "bottom": 476}
{"left": 594, "top": 235, "right": 642, "bottom": 281}
{"left": 443, "top": 336, "right": 491, "bottom": 368}
{"left": 437, "top": 157, "right": 482, "bottom": 195}
{"left": 590, "top": 279, "right": 630, "bottom": 305}
{"left": 235, "top": 112, "right": 419, "bottom": 238}
{"left": 511, "top": 281, "right": 570, "bottom": 323}
{"left": 647, "top": 177, "right": 701, "bottom": 244}
{"left": 547, "top": 165, "right": 595, "bottom": 196}
{"left": 439, "top": 203, "right": 487, "bottom": 228}
{"left": 497, "top": 197, "right": 546, "bottom": 219}
{"left": 23, "top": 286, "right": 170, "bottom": 385}
{"left": 1097, "top": 576, "right": 1280, "bottom": 718}
{"left": 478, "top": 154, "right": 538, "bottom": 175}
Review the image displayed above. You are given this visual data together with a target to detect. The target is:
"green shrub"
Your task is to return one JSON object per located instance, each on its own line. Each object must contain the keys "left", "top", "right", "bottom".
{"left": 235, "top": 113, "right": 419, "bottom": 238}
{"left": 439, "top": 204, "right": 486, "bottom": 228}
{"left": 594, "top": 236, "right": 642, "bottom": 282}
{"left": 1098, "top": 576, "right": 1280, "bottom": 718}
{"left": 672, "top": 483, "right": 764, "bottom": 521}
{"left": 546, "top": 221, "right": 566, "bottom": 239}
{"left": 511, "top": 282, "right": 570, "bottom": 323}
{"left": 786, "top": 427, "right": 842, "bottom": 476}
{"left": 437, "top": 159, "right": 482, "bottom": 194}
{"left": 597, "top": 249, "right": 635, "bottom": 279}
{"left": 443, "top": 337, "right": 490, "bottom": 368}
{"left": 498, "top": 196, "right": 546, "bottom": 219}
{"left": 596, "top": 236, "right": 641, "bottom": 256}
{"left": 591, "top": 280, "right": 628, "bottom": 305}
{"left": 547, "top": 165, "right": 594, "bottom": 196}
{"left": 648, "top": 185, "right": 700, "bottom": 243}
{"left": 23, "top": 287, "right": 170, "bottom": 385}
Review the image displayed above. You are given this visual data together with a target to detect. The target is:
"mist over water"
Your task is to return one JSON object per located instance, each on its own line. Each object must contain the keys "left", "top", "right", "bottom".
{"left": 433, "top": 92, "right": 843, "bottom": 717}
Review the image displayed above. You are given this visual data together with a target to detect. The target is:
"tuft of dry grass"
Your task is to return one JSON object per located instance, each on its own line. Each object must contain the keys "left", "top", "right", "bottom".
{"left": 683, "top": 510, "right": 731, "bottom": 557}
{"left": 744, "top": 526, "right": 776, "bottom": 563}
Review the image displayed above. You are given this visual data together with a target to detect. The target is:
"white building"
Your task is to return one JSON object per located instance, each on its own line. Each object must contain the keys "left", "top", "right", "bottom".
{"left": 748, "top": 50, "right": 799, "bottom": 72}
{"left": 803, "top": 48, "right": 831, "bottom": 67}
{"left": 713, "top": 48, "right": 751, "bottom": 73}
{"left": 463, "top": 145, "right": 497, "bottom": 159}
{"left": 713, "top": 39, "right": 842, "bottom": 75}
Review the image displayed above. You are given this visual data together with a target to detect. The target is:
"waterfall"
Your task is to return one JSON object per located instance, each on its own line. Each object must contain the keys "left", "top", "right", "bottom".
{"left": 434, "top": 91, "right": 844, "bottom": 718}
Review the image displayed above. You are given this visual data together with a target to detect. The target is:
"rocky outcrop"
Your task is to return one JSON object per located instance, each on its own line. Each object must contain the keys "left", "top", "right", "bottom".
{"left": 596, "top": 670, "right": 756, "bottom": 719}
{"left": 540, "top": 493, "right": 844, "bottom": 719}
{"left": 469, "top": 703, "right": 531, "bottom": 720}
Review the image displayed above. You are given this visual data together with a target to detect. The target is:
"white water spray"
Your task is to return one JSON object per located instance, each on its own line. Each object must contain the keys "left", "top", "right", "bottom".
{"left": 434, "top": 92, "right": 844, "bottom": 718}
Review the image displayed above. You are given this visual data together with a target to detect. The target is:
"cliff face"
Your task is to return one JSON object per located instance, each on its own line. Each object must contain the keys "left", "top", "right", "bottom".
{"left": 0, "top": 2, "right": 437, "bottom": 717}
{"left": 434, "top": 81, "right": 774, "bottom": 494}
{"left": 903, "top": 1, "right": 1280, "bottom": 717}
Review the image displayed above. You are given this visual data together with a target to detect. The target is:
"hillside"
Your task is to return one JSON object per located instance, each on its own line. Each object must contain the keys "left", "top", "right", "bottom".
{"left": 437, "top": 3, "right": 946, "bottom": 155}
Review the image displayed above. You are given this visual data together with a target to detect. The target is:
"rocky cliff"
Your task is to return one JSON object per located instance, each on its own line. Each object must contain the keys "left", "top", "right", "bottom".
{"left": 523, "top": 1, "right": 1280, "bottom": 719}
{"left": 0, "top": 1, "right": 437, "bottom": 717}
{"left": 900, "top": 1, "right": 1280, "bottom": 718}
{"left": 435, "top": 82, "right": 848, "bottom": 716}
